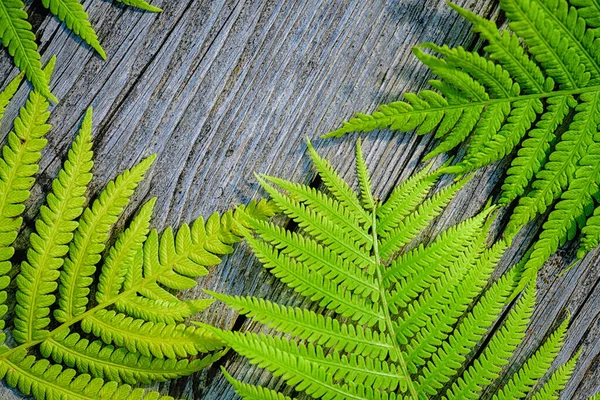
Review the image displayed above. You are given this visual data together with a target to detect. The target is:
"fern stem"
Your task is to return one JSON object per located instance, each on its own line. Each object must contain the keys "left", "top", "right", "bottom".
{"left": 371, "top": 206, "right": 418, "bottom": 398}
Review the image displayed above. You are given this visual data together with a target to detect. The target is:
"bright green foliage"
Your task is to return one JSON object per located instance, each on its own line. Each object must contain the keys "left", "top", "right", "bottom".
{"left": 0, "top": 0, "right": 56, "bottom": 102}
{"left": 41, "top": 0, "right": 106, "bottom": 59}
{"left": 208, "top": 140, "right": 577, "bottom": 399}
{"left": 116, "top": 0, "right": 163, "bottom": 12}
{"left": 0, "top": 0, "right": 161, "bottom": 101}
{"left": 325, "top": 0, "right": 600, "bottom": 280}
{"left": 0, "top": 80, "right": 277, "bottom": 399}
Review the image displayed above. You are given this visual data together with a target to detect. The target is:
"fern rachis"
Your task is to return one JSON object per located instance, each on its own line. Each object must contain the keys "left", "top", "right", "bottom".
{"left": 207, "top": 140, "right": 579, "bottom": 399}
{"left": 0, "top": 62, "right": 276, "bottom": 399}
{"left": 326, "top": 0, "right": 600, "bottom": 281}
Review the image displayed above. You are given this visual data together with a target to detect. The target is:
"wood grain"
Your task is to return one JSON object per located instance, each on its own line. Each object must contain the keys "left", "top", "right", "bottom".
{"left": 0, "top": 0, "right": 597, "bottom": 398}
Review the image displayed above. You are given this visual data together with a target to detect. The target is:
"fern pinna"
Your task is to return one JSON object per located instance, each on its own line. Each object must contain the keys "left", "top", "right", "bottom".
{"left": 0, "top": 60, "right": 275, "bottom": 399}
{"left": 326, "top": 0, "right": 600, "bottom": 283}
{"left": 0, "top": 0, "right": 161, "bottom": 102}
{"left": 207, "top": 140, "right": 578, "bottom": 399}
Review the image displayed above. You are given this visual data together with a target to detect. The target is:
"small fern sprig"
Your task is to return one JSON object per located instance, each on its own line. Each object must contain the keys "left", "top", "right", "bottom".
{"left": 207, "top": 140, "right": 579, "bottom": 399}
{"left": 0, "top": 65, "right": 276, "bottom": 399}
{"left": 0, "top": 0, "right": 162, "bottom": 102}
{"left": 325, "top": 0, "right": 600, "bottom": 281}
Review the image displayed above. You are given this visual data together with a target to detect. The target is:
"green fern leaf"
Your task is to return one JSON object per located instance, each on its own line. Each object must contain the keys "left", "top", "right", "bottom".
{"left": 222, "top": 367, "right": 296, "bottom": 400}
{"left": 0, "top": 58, "right": 55, "bottom": 346}
{"left": 324, "top": 0, "right": 600, "bottom": 273}
{"left": 0, "top": 83, "right": 277, "bottom": 399}
{"left": 55, "top": 153, "right": 156, "bottom": 323}
{"left": 0, "top": 0, "right": 56, "bottom": 102}
{"left": 209, "top": 141, "right": 578, "bottom": 399}
{"left": 40, "top": 331, "right": 223, "bottom": 384}
{"left": 0, "top": 73, "right": 23, "bottom": 121}
{"left": 493, "top": 317, "right": 569, "bottom": 400}
{"left": 0, "top": 0, "right": 161, "bottom": 101}
{"left": 14, "top": 106, "right": 93, "bottom": 343}
{"left": 115, "top": 0, "right": 163, "bottom": 12}
{"left": 446, "top": 285, "right": 535, "bottom": 398}
{"left": 572, "top": 0, "right": 600, "bottom": 30}
{"left": 531, "top": 349, "right": 581, "bottom": 399}
{"left": 40, "top": 0, "right": 106, "bottom": 59}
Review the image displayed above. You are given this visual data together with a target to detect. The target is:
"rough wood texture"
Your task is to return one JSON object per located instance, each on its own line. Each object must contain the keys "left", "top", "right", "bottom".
{"left": 0, "top": 0, "right": 598, "bottom": 398}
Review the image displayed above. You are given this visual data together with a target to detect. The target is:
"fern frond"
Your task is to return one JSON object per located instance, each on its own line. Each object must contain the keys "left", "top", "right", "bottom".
{"left": 0, "top": 85, "right": 277, "bottom": 399}
{"left": 305, "top": 138, "right": 370, "bottom": 224}
{"left": 0, "top": 59, "right": 55, "bottom": 345}
{"left": 493, "top": 317, "right": 569, "bottom": 400}
{"left": 114, "top": 293, "right": 213, "bottom": 324}
{"left": 404, "top": 242, "right": 507, "bottom": 374}
{"left": 446, "top": 285, "right": 535, "bottom": 399}
{"left": 115, "top": 0, "right": 163, "bottom": 12}
{"left": 55, "top": 154, "right": 155, "bottom": 323}
{"left": 500, "top": 95, "right": 572, "bottom": 204}
{"left": 0, "top": 0, "right": 56, "bottom": 102}
{"left": 376, "top": 161, "right": 439, "bottom": 233}
{"left": 571, "top": 0, "right": 600, "bottom": 30}
{"left": 0, "top": 73, "right": 23, "bottom": 121}
{"left": 96, "top": 198, "right": 155, "bottom": 304}
{"left": 531, "top": 349, "right": 581, "bottom": 399}
{"left": 214, "top": 141, "right": 577, "bottom": 399}
{"left": 249, "top": 218, "right": 377, "bottom": 299}
{"left": 416, "top": 267, "right": 518, "bottom": 395}
{"left": 211, "top": 330, "right": 372, "bottom": 400}
{"left": 0, "top": 0, "right": 163, "bottom": 100}
{"left": 378, "top": 177, "right": 469, "bottom": 258}
{"left": 324, "top": 0, "right": 600, "bottom": 270}
{"left": 578, "top": 201, "right": 600, "bottom": 257}
{"left": 40, "top": 330, "right": 222, "bottom": 384}
{"left": 14, "top": 107, "right": 93, "bottom": 343}
{"left": 500, "top": 0, "right": 587, "bottom": 88}
{"left": 0, "top": 349, "right": 174, "bottom": 400}
{"left": 447, "top": 2, "right": 550, "bottom": 93}
{"left": 507, "top": 90, "right": 600, "bottom": 240}
{"left": 40, "top": 0, "right": 106, "bottom": 59}
{"left": 206, "top": 292, "right": 394, "bottom": 360}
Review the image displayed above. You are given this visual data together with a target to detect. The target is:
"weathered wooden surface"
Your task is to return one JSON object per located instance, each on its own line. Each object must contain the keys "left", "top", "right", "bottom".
{"left": 0, "top": 0, "right": 598, "bottom": 398}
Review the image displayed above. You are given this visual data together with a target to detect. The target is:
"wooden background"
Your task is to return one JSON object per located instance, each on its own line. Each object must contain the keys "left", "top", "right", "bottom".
{"left": 0, "top": 0, "right": 598, "bottom": 398}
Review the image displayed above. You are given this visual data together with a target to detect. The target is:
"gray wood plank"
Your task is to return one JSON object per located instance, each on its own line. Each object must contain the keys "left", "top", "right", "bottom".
{"left": 0, "top": 0, "right": 597, "bottom": 398}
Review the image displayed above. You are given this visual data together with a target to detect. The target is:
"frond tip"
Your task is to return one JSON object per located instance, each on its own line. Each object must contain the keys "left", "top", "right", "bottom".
{"left": 212, "top": 140, "right": 579, "bottom": 399}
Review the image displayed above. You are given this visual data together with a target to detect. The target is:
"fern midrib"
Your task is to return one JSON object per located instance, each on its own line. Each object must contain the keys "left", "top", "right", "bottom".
{"left": 5, "top": 91, "right": 46, "bottom": 341}
{"left": 24, "top": 147, "right": 89, "bottom": 342}
{"left": 371, "top": 207, "right": 418, "bottom": 399}
{"left": 0, "top": 239, "right": 204, "bottom": 362}
{"left": 302, "top": 350, "right": 404, "bottom": 382}
{"left": 62, "top": 183, "right": 137, "bottom": 320}
{"left": 44, "top": 336, "right": 196, "bottom": 378}
{"left": 369, "top": 84, "right": 600, "bottom": 121}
